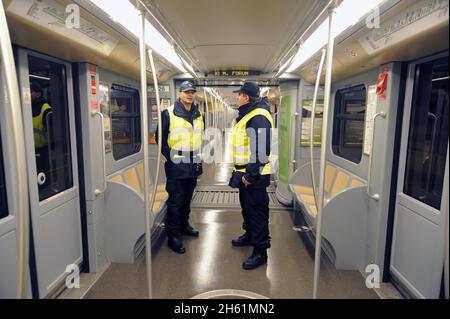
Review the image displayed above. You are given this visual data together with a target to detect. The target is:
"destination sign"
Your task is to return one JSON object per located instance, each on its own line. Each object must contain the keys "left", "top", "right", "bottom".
{"left": 211, "top": 70, "right": 261, "bottom": 77}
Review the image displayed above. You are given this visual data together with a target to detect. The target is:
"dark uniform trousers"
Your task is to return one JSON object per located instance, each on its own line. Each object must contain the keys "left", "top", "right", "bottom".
{"left": 239, "top": 186, "right": 271, "bottom": 250}
{"left": 165, "top": 177, "right": 197, "bottom": 238}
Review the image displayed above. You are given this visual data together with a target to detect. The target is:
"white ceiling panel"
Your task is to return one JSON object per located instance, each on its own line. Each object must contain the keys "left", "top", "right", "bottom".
{"left": 142, "top": 0, "right": 329, "bottom": 74}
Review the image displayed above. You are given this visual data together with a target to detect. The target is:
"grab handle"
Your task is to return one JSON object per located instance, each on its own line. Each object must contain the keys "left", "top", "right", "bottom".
{"left": 91, "top": 111, "right": 107, "bottom": 195}
{"left": 367, "top": 111, "right": 386, "bottom": 201}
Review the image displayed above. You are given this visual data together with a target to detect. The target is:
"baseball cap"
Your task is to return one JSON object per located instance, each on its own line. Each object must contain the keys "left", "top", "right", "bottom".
{"left": 30, "top": 82, "right": 43, "bottom": 93}
{"left": 179, "top": 81, "right": 197, "bottom": 92}
{"left": 233, "top": 82, "right": 260, "bottom": 98}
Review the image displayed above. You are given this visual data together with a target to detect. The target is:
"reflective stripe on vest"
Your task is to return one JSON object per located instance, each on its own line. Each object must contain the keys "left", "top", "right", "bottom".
{"left": 33, "top": 103, "right": 51, "bottom": 148}
{"left": 231, "top": 108, "right": 274, "bottom": 175}
{"left": 167, "top": 105, "right": 204, "bottom": 152}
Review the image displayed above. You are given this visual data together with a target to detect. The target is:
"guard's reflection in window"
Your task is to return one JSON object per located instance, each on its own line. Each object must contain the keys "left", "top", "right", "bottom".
{"left": 30, "top": 82, "right": 52, "bottom": 189}
{"left": 28, "top": 55, "right": 73, "bottom": 201}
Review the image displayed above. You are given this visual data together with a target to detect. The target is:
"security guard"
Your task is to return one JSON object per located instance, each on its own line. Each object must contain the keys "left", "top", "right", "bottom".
{"left": 158, "top": 81, "right": 204, "bottom": 254}
{"left": 31, "top": 82, "right": 52, "bottom": 186}
{"left": 229, "top": 82, "right": 273, "bottom": 270}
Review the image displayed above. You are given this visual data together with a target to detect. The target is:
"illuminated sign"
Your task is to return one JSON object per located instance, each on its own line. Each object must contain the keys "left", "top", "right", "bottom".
{"left": 148, "top": 85, "right": 170, "bottom": 93}
{"left": 211, "top": 70, "right": 261, "bottom": 77}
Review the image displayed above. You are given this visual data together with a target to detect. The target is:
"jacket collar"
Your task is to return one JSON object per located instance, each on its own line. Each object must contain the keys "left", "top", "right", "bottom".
{"left": 237, "top": 98, "right": 270, "bottom": 120}
{"left": 32, "top": 98, "right": 48, "bottom": 117}
{"left": 173, "top": 98, "right": 201, "bottom": 122}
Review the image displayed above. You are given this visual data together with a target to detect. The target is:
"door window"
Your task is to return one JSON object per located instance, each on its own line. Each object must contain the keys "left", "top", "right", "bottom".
{"left": 28, "top": 55, "right": 74, "bottom": 201}
{"left": 404, "top": 57, "right": 449, "bottom": 209}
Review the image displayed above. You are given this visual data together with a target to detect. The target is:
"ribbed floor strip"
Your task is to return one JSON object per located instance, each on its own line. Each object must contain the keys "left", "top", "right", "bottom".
{"left": 191, "top": 185, "right": 289, "bottom": 210}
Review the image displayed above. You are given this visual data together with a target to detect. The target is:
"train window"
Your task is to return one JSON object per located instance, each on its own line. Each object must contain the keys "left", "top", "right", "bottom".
{"left": 110, "top": 84, "right": 141, "bottom": 160}
{"left": 0, "top": 131, "right": 8, "bottom": 220}
{"left": 147, "top": 98, "right": 171, "bottom": 144}
{"left": 99, "top": 84, "right": 112, "bottom": 153}
{"left": 148, "top": 98, "right": 158, "bottom": 144}
{"left": 404, "top": 57, "right": 449, "bottom": 210}
{"left": 301, "top": 99, "right": 323, "bottom": 147}
{"left": 28, "top": 55, "right": 74, "bottom": 201}
{"left": 332, "top": 85, "right": 366, "bottom": 163}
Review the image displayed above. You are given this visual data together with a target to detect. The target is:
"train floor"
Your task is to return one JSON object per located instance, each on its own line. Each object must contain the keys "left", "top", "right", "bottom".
{"left": 78, "top": 164, "right": 384, "bottom": 298}
{"left": 82, "top": 208, "right": 378, "bottom": 299}
{"left": 75, "top": 161, "right": 381, "bottom": 299}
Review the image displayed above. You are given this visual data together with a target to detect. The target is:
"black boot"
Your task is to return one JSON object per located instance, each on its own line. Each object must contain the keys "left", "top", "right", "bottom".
{"left": 231, "top": 232, "right": 252, "bottom": 247}
{"left": 168, "top": 235, "right": 186, "bottom": 254}
{"left": 181, "top": 223, "right": 199, "bottom": 237}
{"left": 242, "top": 248, "right": 267, "bottom": 270}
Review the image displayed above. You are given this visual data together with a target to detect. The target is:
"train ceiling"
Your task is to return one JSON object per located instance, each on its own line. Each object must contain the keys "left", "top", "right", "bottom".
{"left": 140, "top": 0, "right": 330, "bottom": 76}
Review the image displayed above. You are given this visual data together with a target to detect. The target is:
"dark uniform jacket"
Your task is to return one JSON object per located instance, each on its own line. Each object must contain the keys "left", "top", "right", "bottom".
{"left": 157, "top": 98, "right": 203, "bottom": 179}
{"left": 235, "top": 97, "right": 272, "bottom": 189}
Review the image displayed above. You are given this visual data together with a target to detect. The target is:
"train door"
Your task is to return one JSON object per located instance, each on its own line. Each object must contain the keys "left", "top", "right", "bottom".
{"left": 0, "top": 111, "right": 17, "bottom": 298}
{"left": 390, "top": 53, "right": 449, "bottom": 298}
{"left": 0, "top": 13, "right": 15, "bottom": 297}
{"left": 276, "top": 80, "right": 300, "bottom": 205}
{"left": 16, "top": 49, "right": 82, "bottom": 298}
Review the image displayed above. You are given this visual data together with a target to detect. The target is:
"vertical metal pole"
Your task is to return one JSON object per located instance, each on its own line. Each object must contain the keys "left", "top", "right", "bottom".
{"left": 0, "top": 2, "right": 29, "bottom": 299}
{"left": 147, "top": 48, "right": 162, "bottom": 287}
{"left": 223, "top": 101, "right": 226, "bottom": 132}
{"left": 445, "top": 188, "right": 449, "bottom": 299}
{"left": 139, "top": 9, "right": 152, "bottom": 299}
{"left": 213, "top": 95, "right": 217, "bottom": 128}
{"left": 215, "top": 94, "right": 219, "bottom": 129}
{"left": 220, "top": 99, "right": 223, "bottom": 131}
{"left": 290, "top": 111, "right": 298, "bottom": 172}
{"left": 310, "top": 49, "right": 327, "bottom": 208}
{"left": 203, "top": 89, "right": 209, "bottom": 129}
{"left": 444, "top": 145, "right": 449, "bottom": 299}
{"left": 313, "top": 6, "right": 336, "bottom": 299}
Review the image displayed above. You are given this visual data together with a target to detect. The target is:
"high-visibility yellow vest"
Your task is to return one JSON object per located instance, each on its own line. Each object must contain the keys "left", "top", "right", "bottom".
{"left": 167, "top": 105, "right": 204, "bottom": 154}
{"left": 231, "top": 108, "right": 274, "bottom": 175}
{"left": 33, "top": 103, "right": 52, "bottom": 148}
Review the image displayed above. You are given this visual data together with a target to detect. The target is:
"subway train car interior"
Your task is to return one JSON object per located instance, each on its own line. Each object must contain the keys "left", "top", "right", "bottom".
{"left": 0, "top": 0, "right": 448, "bottom": 301}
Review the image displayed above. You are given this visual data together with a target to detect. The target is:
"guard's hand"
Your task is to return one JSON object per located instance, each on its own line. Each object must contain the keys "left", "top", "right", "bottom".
{"left": 241, "top": 176, "right": 251, "bottom": 188}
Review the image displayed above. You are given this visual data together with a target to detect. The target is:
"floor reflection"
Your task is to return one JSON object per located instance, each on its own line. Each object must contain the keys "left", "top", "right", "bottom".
{"left": 84, "top": 207, "right": 378, "bottom": 299}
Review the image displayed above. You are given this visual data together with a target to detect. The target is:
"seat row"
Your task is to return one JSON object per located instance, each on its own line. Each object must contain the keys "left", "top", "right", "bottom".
{"left": 289, "top": 161, "right": 369, "bottom": 271}
{"left": 104, "top": 159, "right": 168, "bottom": 263}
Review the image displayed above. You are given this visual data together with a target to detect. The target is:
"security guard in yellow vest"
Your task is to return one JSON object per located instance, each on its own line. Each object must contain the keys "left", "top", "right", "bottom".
{"left": 229, "top": 82, "right": 274, "bottom": 270}
{"left": 31, "top": 82, "right": 52, "bottom": 184}
{"left": 158, "top": 81, "right": 204, "bottom": 254}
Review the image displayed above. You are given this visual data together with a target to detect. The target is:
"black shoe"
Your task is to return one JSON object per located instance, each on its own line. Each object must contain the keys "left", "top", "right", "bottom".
{"left": 242, "top": 249, "right": 267, "bottom": 270}
{"left": 231, "top": 233, "right": 252, "bottom": 247}
{"left": 181, "top": 224, "right": 199, "bottom": 237}
{"left": 168, "top": 235, "right": 186, "bottom": 254}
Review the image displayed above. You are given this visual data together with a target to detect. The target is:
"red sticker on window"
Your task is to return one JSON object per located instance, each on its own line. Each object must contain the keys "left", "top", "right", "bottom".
{"left": 91, "top": 101, "right": 99, "bottom": 110}
{"left": 88, "top": 65, "right": 97, "bottom": 74}
{"left": 376, "top": 70, "right": 388, "bottom": 95}
{"left": 91, "top": 76, "right": 97, "bottom": 95}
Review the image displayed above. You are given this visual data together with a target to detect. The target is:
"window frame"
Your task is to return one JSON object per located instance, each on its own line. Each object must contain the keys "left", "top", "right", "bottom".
{"left": 28, "top": 55, "right": 74, "bottom": 201}
{"left": 403, "top": 57, "right": 449, "bottom": 210}
{"left": 0, "top": 131, "right": 8, "bottom": 220}
{"left": 332, "top": 84, "right": 367, "bottom": 164}
{"left": 110, "top": 83, "right": 141, "bottom": 161}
